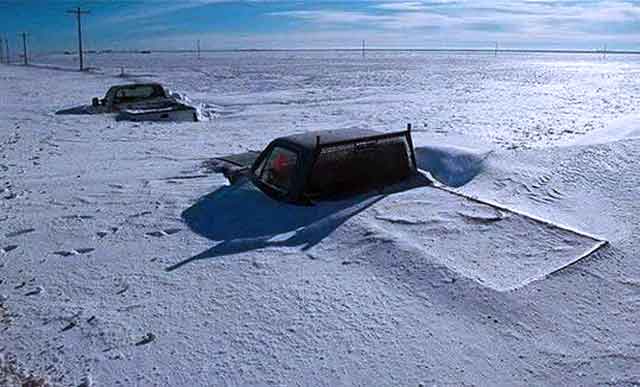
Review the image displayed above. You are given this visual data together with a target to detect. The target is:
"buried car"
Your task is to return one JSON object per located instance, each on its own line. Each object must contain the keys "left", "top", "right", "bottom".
{"left": 212, "top": 125, "right": 419, "bottom": 204}
{"left": 56, "top": 83, "right": 199, "bottom": 122}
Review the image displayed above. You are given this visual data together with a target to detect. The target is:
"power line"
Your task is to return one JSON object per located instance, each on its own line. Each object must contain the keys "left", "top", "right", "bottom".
{"left": 67, "top": 7, "right": 90, "bottom": 71}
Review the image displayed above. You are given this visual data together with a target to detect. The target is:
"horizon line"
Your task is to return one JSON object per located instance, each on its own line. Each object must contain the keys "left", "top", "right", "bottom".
{"left": 46, "top": 47, "right": 640, "bottom": 55}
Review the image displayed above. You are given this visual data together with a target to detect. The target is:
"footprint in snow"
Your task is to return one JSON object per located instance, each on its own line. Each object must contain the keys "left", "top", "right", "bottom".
{"left": 5, "top": 228, "right": 35, "bottom": 238}
{"left": 61, "top": 215, "right": 94, "bottom": 221}
{"left": 97, "top": 227, "right": 119, "bottom": 238}
{"left": 129, "top": 211, "right": 152, "bottom": 219}
{"left": 53, "top": 251, "right": 75, "bottom": 257}
{"left": 53, "top": 248, "right": 95, "bottom": 257}
{"left": 73, "top": 196, "right": 92, "bottom": 204}
{"left": 135, "top": 332, "right": 156, "bottom": 346}
{"left": 1, "top": 245, "right": 18, "bottom": 253}
{"left": 146, "top": 228, "right": 182, "bottom": 238}
{"left": 61, "top": 321, "right": 76, "bottom": 332}
{"left": 24, "top": 286, "right": 44, "bottom": 296}
{"left": 116, "top": 283, "right": 129, "bottom": 295}
{"left": 78, "top": 374, "right": 93, "bottom": 387}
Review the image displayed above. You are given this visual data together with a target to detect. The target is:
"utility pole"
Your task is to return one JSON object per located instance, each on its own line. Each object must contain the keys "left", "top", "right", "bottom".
{"left": 19, "top": 32, "right": 28, "bottom": 65}
{"left": 0, "top": 37, "right": 4, "bottom": 64}
{"left": 67, "top": 7, "right": 90, "bottom": 71}
{"left": 197, "top": 39, "right": 200, "bottom": 59}
{"left": 4, "top": 36, "right": 9, "bottom": 64}
{"left": 603, "top": 44, "right": 607, "bottom": 60}
{"left": 362, "top": 39, "right": 365, "bottom": 58}
{"left": 494, "top": 41, "right": 499, "bottom": 57}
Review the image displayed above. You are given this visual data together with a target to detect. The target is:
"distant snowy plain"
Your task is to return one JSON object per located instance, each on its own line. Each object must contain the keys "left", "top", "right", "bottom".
{"left": 1, "top": 51, "right": 639, "bottom": 386}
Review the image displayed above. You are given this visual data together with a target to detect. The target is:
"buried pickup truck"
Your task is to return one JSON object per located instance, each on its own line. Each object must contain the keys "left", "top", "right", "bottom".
{"left": 56, "top": 83, "right": 200, "bottom": 122}
{"left": 212, "top": 125, "right": 419, "bottom": 204}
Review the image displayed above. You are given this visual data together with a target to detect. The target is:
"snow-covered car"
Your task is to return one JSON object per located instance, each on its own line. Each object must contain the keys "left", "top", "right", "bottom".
{"left": 212, "top": 125, "right": 419, "bottom": 204}
{"left": 56, "top": 83, "right": 199, "bottom": 122}
{"left": 91, "top": 83, "right": 168, "bottom": 112}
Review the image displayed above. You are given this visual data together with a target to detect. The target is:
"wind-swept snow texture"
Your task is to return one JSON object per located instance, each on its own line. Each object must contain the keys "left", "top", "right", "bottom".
{"left": 1, "top": 52, "right": 640, "bottom": 386}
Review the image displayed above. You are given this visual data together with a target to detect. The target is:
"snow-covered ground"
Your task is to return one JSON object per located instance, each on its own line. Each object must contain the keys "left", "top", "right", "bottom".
{"left": 1, "top": 51, "right": 640, "bottom": 386}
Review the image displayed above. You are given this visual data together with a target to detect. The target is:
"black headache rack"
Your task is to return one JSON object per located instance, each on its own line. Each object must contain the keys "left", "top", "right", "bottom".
{"left": 303, "top": 125, "right": 418, "bottom": 201}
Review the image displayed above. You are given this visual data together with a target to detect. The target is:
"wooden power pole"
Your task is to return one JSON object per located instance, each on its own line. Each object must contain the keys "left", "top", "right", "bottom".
{"left": 19, "top": 32, "right": 28, "bottom": 65}
{"left": 4, "top": 36, "right": 9, "bottom": 64}
{"left": 67, "top": 7, "right": 90, "bottom": 71}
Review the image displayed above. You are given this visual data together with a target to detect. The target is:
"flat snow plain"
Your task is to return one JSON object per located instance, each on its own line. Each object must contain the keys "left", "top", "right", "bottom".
{"left": 1, "top": 51, "right": 639, "bottom": 386}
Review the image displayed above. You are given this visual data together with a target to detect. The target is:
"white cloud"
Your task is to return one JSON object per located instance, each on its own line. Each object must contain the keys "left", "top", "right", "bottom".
{"left": 273, "top": 1, "right": 640, "bottom": 38}
{"left": 270, "top": 10, "right": 392, "bottom": 24}
{"left": 375, "top": 1, "right": 461, "bottom": 11}
{"left": 375, "top": 2, "right": 431, "bottom": 11}
{"left": 102, "top": 0, "right": 260, "bottom": 25}
{"left": 110, "top": 0, "right": 640, "bottom": 50}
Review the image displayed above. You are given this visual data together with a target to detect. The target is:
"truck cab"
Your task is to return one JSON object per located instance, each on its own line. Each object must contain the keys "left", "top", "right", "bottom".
{"left": 213, "top": 126, "right": 418, "bottom": 204}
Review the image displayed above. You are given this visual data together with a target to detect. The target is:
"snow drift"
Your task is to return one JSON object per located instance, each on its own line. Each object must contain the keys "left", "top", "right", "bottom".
{"left": 415, "top": 145, "right": 491, "bottom": 187}
{"left": 570, "top": 115, "right": 640, "bottom": 146}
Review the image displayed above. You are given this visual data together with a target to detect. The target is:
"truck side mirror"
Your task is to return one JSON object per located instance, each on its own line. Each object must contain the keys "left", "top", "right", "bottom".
{"left": 92, "top": 97, "right": 100, "bottom": 107}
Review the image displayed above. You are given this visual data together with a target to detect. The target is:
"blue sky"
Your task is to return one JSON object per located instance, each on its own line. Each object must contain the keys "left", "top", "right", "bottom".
{"left": 1, "top": 0, "right": 639, "bottom": 52}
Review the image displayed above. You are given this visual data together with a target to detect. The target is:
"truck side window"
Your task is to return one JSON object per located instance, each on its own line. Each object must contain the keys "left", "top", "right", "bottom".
{"left": 255, "top": 147, "right": 298, "bottom": 193}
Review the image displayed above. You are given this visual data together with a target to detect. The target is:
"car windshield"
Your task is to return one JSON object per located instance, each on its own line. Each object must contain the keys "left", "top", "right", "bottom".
{"left": 254, "top": 147, "right": 298, "bottom": 193}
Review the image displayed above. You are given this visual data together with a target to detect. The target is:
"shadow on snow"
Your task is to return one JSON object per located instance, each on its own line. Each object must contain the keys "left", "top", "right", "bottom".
{"left": 166, "top": 175, "right": 430, "bottom": 271}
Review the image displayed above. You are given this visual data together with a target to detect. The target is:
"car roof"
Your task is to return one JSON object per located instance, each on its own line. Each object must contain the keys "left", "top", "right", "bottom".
{"left": 110, "top": 83, "right": 164, "bottom": 89}
{"left": 276, "top": 128, "right": 382, "bottom": 151}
